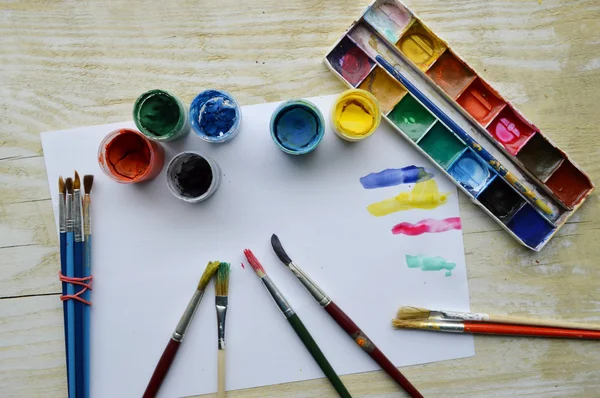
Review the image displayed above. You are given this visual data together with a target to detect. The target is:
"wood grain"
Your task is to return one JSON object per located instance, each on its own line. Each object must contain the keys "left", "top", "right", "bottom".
{"left": 1, "top": 0, "right": 599, "bottom": 396}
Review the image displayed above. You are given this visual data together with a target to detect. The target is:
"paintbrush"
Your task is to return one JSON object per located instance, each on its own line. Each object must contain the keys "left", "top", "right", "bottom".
{"left": 73, "top": 172, "right": 85, "bottom": 398}
{"left": 397, "top": 306, "right": 600, "bottom": 331}
{"left": 58, "top": 176, "right": 71, "bottom": 394}
{"left": 271, "top": 235, "right": 422, "bottom": 398}
{"left": 83, "top": 174, "right": 94, "bottom": 398}
{"left": 215, "top": 262, "right": 230, "bottom": 398}
{"left": 392, "top": 319, "right": 600, "bottom": 339}
{"left": 376, "top": 55, "right": 556, "bottom": 218}
{"left": 243, "top": 249, "right": 351, "bottom": 398}
{"left": 143, "top": 261, "right": 220, "bottom": 398}
{"left": 64, "top": 177, "right": 77, "bottom": 398}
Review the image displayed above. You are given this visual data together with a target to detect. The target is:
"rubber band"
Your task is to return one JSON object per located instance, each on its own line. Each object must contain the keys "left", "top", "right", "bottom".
{"left": 59, "top": 272, "right": 93, "bottom": 305}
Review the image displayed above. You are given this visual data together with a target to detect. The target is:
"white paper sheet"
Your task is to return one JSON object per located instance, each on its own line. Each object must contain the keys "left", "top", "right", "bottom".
{"left": 41, "top": 94, "right": 474, "bottom": 398}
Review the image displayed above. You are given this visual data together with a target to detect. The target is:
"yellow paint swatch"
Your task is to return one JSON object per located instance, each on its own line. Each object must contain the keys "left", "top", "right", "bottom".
{"left": 367, "top": 180, "right": 451, "bottom": 216}
{"left": 397, "top": 21, "right": 446, "bottom": 71}
{"left": 332, "top": 89, "right": 381, "bottom": 141}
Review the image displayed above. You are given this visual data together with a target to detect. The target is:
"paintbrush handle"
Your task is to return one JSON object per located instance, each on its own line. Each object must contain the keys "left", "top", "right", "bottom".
{"left": 83, "top": 235, "right": 92, "bottom": 398}
{"left": 463, "top": 322, "right": 600, "bottom": 339}
{"left": 66, "top": 231, "right": 76, "bottom": 398}
{"left": 217, "top": 349, "right": 226, "bottom": 398}
{"left": 74, "top": 240, "right": 85, "bottom": 398}
{"left": 487, "top": 315, "right": 600, "bottom": 331}
{"left": 324, "top": 302, "right": 422, "bottom": 398}
{"left": 59, "top": 232, "right": 71, "bottom": 392}
{"left": 286, "top": 314, "right": 351, "bottom": 398}
{"left": 143, "top": 338, "right": 181, "bottom": 398}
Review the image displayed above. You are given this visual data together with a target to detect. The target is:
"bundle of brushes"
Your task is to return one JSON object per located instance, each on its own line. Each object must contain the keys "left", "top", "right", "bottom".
{"left": 215, "top": 262, "right": 230, "bottom": 398}
{"left": 58, "top": 172, "right": 94, "bottom": 398}
{"left": 393, "top": 306, "right": 600, "bottom": 339}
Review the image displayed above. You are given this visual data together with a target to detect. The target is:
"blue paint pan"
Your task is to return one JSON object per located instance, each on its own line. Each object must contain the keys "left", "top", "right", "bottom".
{"left": 190, "top": 89, "right": 242, "bottom": 143}
{"left": 270, "top": 99, "right": 325, "bottom": 155}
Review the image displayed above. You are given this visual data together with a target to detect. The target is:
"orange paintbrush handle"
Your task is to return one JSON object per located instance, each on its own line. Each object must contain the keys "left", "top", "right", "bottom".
{"left": 463, "top": 322, "right": 600, "bottom": 339}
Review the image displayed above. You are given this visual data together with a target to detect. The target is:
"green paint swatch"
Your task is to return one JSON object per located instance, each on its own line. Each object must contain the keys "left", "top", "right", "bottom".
{"left": 406, "top": 254, "right": 456, "bottom": 277}
{"left": 418, "top": 122, "right": 466, "bottom": 169}
{"left": 388, "top": 95, "right": 436, "bottom": 141}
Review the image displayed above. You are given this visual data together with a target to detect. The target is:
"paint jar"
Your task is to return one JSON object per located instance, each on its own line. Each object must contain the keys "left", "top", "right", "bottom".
{"left": 133, "top": 89, "right": 190, "bottom": 142}
{"left": 166, "top": 151, "right": 222, "bottom": 203}
{"left": 270, "top": 99, "right": 325, "bottom": 155}
{"left": 98, "top": 128, "right": 165, "bottom": 184}
{"left": 331, "top": 89, "right": 381, "bottom": 142}
{"left": 189, "top": 90, "right": 242, "bottom": 143}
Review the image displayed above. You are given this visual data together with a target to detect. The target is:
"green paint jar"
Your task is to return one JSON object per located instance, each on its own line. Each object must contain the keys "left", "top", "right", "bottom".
{"left": 133, "top": 89, "right": 190, "bottom": 142}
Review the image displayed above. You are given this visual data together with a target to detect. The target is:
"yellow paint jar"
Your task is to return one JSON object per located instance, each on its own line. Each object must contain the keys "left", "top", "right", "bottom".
{"left": 331, "top": 89, "right": 381, "bottom": 142}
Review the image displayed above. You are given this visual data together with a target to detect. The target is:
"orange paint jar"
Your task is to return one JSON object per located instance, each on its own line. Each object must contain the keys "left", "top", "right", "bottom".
{"left": 98, "top": 128, "right": 165, "bottom": 183}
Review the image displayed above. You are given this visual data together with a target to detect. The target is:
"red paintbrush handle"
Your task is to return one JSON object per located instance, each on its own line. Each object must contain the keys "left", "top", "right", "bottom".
{"left": 143, "top": 338, "right": 181, "bottom": 398}
{"left": 324, "top": 301, "right": 423, "bottom": 398}
{"left": 463, "top": 322, "right": 600, "bottom": 339}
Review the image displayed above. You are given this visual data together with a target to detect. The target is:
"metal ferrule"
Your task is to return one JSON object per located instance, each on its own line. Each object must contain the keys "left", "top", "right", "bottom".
{"left": 83, "top": 196, "right": 91, "bottom": 237}
{"left": 172, "top": 289, "right": 205, "bottom": 342}
{"left": 288, "top": 261, "right": 330, "bottom": 307}
{"left": 215, "top": 296, "right": 228, "bottom": 350}
{"left": 424, "top": 321, "right": 465, "bottom": 333}
{"left": 73, "top": 190, "right": 83, "bottom": 242}
{"left": 59, "top": 194, "right": 66, "bottom": 233}
{"left": 65, "top": 193, "right": 73, "bottom": 233}
{"left": 261, "top": 275, "right": 295, "bottom": 318}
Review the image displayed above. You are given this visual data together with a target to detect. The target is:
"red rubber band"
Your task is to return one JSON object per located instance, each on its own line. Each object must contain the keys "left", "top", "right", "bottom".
{"left": 59, "top": 272, "right": 93, "bottom": 305}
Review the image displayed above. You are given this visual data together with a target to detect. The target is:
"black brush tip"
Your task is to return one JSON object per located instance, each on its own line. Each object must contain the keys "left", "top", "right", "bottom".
{"left": 83, "top": 175, "right": 94, "bottom": 194}
{"left": 271, "top": 234, "right": 292, "bottom": 265}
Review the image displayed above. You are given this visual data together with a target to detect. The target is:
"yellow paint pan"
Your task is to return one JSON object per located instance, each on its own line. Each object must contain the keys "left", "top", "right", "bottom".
{"left": 331, "top": 89, "right": 382, "bottom": 142}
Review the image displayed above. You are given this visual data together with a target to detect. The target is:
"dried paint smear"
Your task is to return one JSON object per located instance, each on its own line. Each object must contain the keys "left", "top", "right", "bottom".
{"left": 360, "top": 165, "right": 433, "bottom": 189}
{"left": 392, "top": 217, "right": 461, "bottom": 236}
{"left": 406, "top": 254, "right": 456, "bottom": 277}
{"left": 367, "top": 180, "right": 451, "bottom": 216}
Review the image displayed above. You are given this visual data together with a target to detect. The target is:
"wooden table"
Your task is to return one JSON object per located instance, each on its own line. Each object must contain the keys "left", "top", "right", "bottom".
{"left": 2, "top": 0, "right": 599, "bottom": 396}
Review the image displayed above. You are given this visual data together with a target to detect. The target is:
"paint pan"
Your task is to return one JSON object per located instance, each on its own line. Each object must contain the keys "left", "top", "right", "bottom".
{"left": 457, "top": 78, "right": 505, "bottom": 126}
{"left": 396, "top": 20, "right": 446, "bottom": 71}
{"left": 349, "top": 23, "right": 404, "bottom": 64}
{"left": 331, "top": 89, "right": 381, "bottom": 142}
{"left": 448, "top": 149, "right": 495, "bottom": 196}
{"left": 507, "top": 204, "right": 555, "bottom": 249}
{"left": 166, "top": 151, "right": 221, "bottom": 203}
{"left": 477, "top": 177, "right": 525, "bottom": 222}
{"left": 426, "top": 50, "right": 475, "bottom": 99}
{"left": 270, "top": 99, "right": 325, "bottom": 155}
{"left": 545, "top": 160, "right": 593, "bottom": 208}
{"left": 326, "top": 37, "right": 375, "bottom": 87}
{"left": 98, "top": 128, "right": 165, "bottom": 184}
{"left": 417, "top": 122, "right": 466, "bottom": 169}
{"left": 387, "top": 94, "right": 436, "bottom": 141}
{"left": 515, "top": 133, "right": 563, "bottom": 181}
{"left": 190, "top": 90, "right": 242, "bottom": 143}
{"left": 487, "top": 107, "right": 536, "bottom": 156}
{"left": 133, "top": 89, "right": 189, "bottom": 142}
{"left": 358, "top": 66, "right": 407, "bottom": 114}
{"left": 363, "top": 0, "right": 413, "bottom": 43}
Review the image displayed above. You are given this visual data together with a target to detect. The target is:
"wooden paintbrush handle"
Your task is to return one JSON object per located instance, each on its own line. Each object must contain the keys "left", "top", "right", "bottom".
{"left": 488, "top": 315, "right": 600, "bottom": 331}
{"left": 287, "top": 313, "right": 351, "bottom": 398}
{"left": 324, "top": 302, "right": 422, "bottom": 398}
{"left": 143, "top": 338, "right": 181, "bottom": 398}
{"left": 217, "top": 349, "right": 226, "bottom": 398}
{"left": 464, "top": 322, "right": 600, "bottom": 339}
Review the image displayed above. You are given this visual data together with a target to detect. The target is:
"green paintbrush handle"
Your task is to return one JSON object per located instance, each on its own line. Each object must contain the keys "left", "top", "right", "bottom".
{"left": 287, "top": 313, "right": 352, "bottom": 398}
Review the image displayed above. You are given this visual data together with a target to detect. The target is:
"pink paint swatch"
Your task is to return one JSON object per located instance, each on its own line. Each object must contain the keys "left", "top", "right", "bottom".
{"left": 392, "top": 217, "right": 462, "bottom": 236}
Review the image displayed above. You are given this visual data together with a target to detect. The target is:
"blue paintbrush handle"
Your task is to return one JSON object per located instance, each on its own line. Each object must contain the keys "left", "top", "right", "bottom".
{"left": 66, "top": 232, "right": 76, "bottom": 398}
{"left": 59, "top": 232, "right": 70, "bottom": 392}
{"left": 74, "top": 240, "right": 85, "bottom": 398}
{"left": 83, "top": 235, "right": 92, "bottom": 398}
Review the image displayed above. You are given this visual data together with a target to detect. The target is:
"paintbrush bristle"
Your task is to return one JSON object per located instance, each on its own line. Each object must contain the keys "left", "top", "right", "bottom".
{"left": 65, "top": 177, "right": 73, "bottom": 194}
{"left": 198, "top": 261, "right": 220, "bottom": 291}
{"left": 396, "top": 306, "right": 431, "bottom": 320}
{"left": 271, "top": 234, "right": 292, "bottom": 265}
{"left": 243, "top": 249, "right": 266, "bottom": 278}
{"left": 58, "top": 176, "right": 65, "bottom": 196}
{"left": 74, "top": 171, "right": 81, "bottom": 190}
{"left": 215, "top": 262, "right": 230, "bottom": 296}
{"left": 83, "top": 175, "right": 94, "bottom": 195}
{"left": 392, "top": 319, "right": 430, "bottom": 329}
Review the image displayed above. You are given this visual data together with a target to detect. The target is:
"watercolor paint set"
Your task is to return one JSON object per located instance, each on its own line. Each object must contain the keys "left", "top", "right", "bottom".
{"left": 324, "top": 0, "right": 594, "bottom": 251}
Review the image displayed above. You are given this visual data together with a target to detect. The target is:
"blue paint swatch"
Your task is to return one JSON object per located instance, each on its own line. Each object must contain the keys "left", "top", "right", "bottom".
{"left": 507, "top": 204, "right": 555, "bottom": 249}
{"left": 270, "top": 100, "right": 324, "bottom": 155}
{"left": 190, "top": 90, "right": 241, "bottom": 143}
{"left": 360, "top": 165, "right": 433, "bottom": 189}
{"left": 448, "top": 150, "right": 494, "bottom": 195}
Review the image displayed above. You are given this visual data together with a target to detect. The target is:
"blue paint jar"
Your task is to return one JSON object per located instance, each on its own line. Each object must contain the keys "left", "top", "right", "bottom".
{"left": 189, "top": 90, "right": 242, "bottom": 143}
{"left": 270, "top": 100, "right": 325, "bottom": 155}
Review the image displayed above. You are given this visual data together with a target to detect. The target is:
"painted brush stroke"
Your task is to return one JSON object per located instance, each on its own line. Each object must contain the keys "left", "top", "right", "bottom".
{"left": 360, "top": 165, "right": 433, "bottom": 189}
{"left": 367, "top": 180, "right": 451, "bottom": 216}
{"left": 406, "top": 254, "right": 456, "bottom": 277}
{"left": 392, "top": 217, "right": 461, "bottom": 236}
